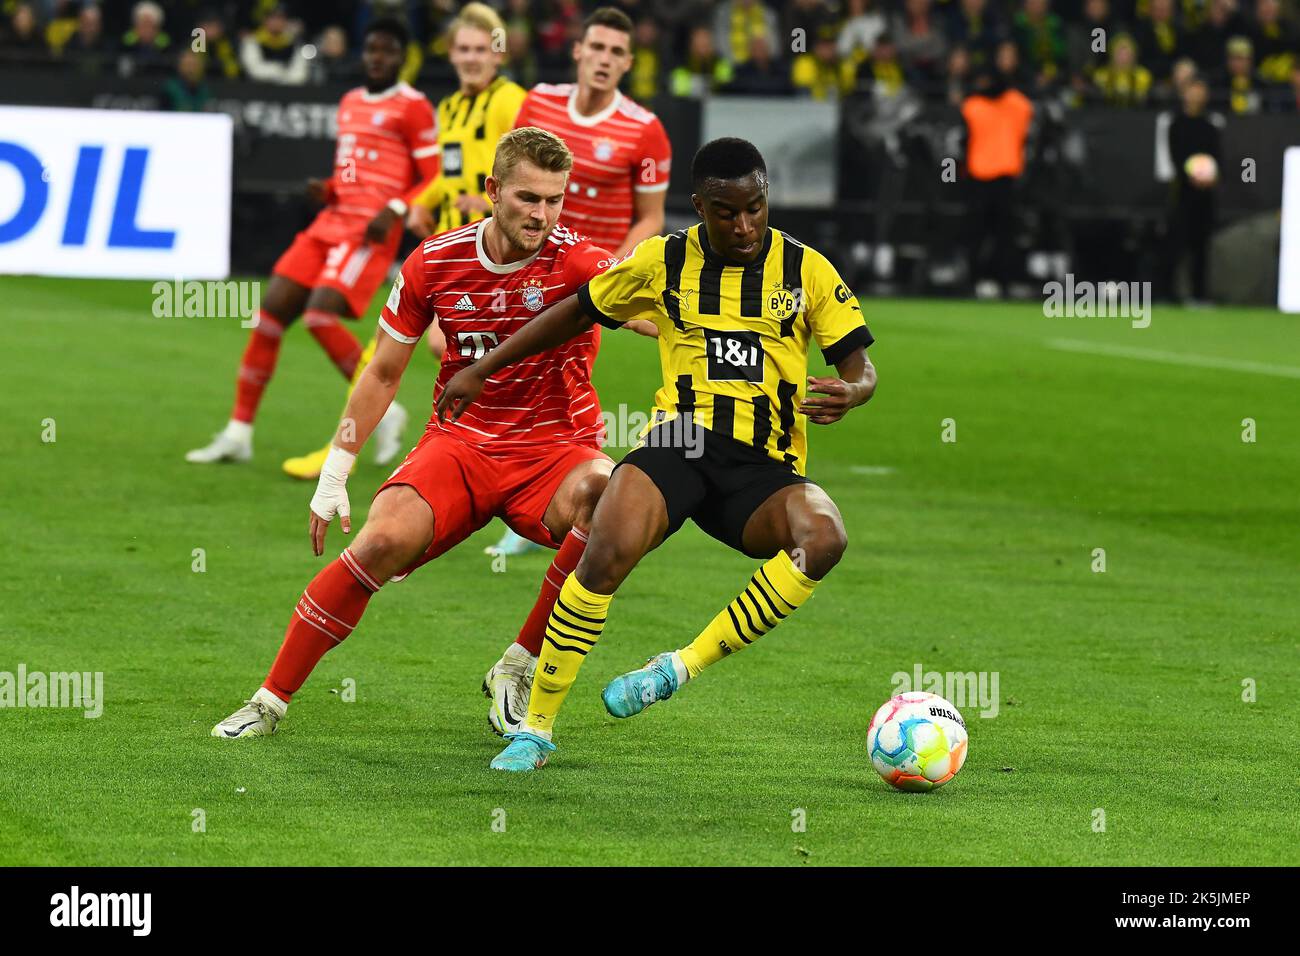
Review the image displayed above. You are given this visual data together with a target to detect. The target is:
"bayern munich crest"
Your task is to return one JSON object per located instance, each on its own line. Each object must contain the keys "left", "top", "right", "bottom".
{"left": 593, "top": 137, "right": 616, "bottom": 161}
{"left": 521, "top": 278, "right": 546, "bottom": 312}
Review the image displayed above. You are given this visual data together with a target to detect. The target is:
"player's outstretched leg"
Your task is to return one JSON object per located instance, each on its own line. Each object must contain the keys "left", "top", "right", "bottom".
{"left": 484, "top": 527, "right": 541, "bottom": 557}
{"left": 283, "top": 335, "right": 410, "bottom": 480}
{"left": 211, "top": 485, "right": 433, "bottom": 737}
{"left": 601, "top": 483, "right": 846, "bottom": 718}
{"left": 490, "top": 463, "right": 666, "bottom": 771}
{"left": 484, "top": 459, "right": 608, "bottom": 735}
{"left": 187, "top": 276, "right": 311, "bottom": 464}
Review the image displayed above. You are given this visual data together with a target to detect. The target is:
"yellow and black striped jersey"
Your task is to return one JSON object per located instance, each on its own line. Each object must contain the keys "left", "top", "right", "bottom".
{"left": 576, "top": 224, "right": 872, "bottom": 475}
{"left": 413, "top": 76, "right": 527, "bottom": 233}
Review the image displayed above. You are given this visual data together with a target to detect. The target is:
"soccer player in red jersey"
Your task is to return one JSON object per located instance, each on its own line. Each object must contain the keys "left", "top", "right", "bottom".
{"left": 211, "top": 127, "right": 645, "bottom": 740}
{"left": 187, "top": 18, "right": 439, "bottom": 468}
{"left": 486, "top": 6, "right": 672, "bottom": 558}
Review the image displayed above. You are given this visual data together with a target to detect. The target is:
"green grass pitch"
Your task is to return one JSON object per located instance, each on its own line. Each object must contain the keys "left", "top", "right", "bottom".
{"left": 1, "top": 275, "right": 1296, "bottom": 866}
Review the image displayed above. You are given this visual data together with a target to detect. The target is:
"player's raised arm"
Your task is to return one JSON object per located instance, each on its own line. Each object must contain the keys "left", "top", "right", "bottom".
{"left": 436, "top": 293, "right": 593, "bottom": 422}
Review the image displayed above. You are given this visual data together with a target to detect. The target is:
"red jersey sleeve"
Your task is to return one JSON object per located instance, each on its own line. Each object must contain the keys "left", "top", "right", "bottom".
{"left": 378, "top": 247, "right": 432, "bottom": 343}
{"left": 562, "top": 241, "right": 620, "bottom": 290}
{"left": 402, "top": 97, "right": 441, "bottom": 204}
{"left": 633, "top": 117, "right": 672, "bottom": 193}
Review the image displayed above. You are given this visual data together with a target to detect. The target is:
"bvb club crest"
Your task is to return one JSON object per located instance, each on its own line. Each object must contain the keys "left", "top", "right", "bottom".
{"left": 593, "top": 137, "right": 616, "bottom": 162}
{"left": 521, "top": 277, "right": 546, "bottom": 312}
{"left": 767, "top": 283, "right": 800, "bottom": 320}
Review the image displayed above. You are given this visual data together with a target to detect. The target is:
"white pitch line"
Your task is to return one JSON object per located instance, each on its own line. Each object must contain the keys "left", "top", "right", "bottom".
{"left": 849, "top": 465, "right": 896, "bottom": 476}
{"left": 1046, "top": 338, "right": 1300, "bottom": 379}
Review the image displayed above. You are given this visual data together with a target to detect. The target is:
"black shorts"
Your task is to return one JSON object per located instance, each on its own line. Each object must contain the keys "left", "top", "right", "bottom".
{"left": 616, "top": 423, "right": 811, "bottom": 558}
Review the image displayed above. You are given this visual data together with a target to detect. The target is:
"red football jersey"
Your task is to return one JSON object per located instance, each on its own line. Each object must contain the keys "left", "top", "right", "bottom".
{"left": 379, "top": 220, "right": 619, "bottom": 448}
{"left": 513, "top": 84, "right": 671, "bottom": 250}
{"left": 309, "top": 82, "right": 440, "bottom": 245}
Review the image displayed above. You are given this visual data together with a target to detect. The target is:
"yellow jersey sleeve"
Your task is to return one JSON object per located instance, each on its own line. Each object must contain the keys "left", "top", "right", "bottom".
{"left": 490, "top": 82, "right": 528, "bottom": 140}
{"left": 805, "top": 247, "right": 873, "bottom": 365}
{"left": 413, "top": 177, "right": 443, "bottom": 211}
{"left": 576, "top": 236, "right": 665, "bottom": 330}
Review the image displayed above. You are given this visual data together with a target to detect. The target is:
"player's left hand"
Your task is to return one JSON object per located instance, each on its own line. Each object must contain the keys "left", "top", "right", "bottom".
{"left": 454, "top": 194, "right": 491, "bottom": 215}
{"left": 800, "top": 376, "right": 865, "bottom": 425}
{"left": 364, "top": 207, "right": 399, "bottom": 244}
{"left": 436, "top": 366, "right": 488, "bottom": 423}
{"left": 623, "top": 319, "right": 659, "bottom": 338}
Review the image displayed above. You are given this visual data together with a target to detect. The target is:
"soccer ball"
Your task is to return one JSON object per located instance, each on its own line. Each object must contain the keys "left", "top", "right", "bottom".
{"left": 867, "top": 692, "right": 968, "bottom": 792}
{"left": 1184, "top": 153, "right": 1218, "bottom": 188}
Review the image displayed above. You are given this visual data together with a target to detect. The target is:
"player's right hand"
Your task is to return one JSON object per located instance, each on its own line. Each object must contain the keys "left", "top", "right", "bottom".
{"left": 436, "top": 366, "right": 487, "bottom": 423}
{"left": 309, "top": 447, "right": 357, "bottom": 555}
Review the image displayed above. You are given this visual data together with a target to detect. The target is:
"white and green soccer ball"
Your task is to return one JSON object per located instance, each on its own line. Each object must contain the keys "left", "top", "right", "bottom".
{"left": 867, "top": 691, "right": 968, "bottom": 792}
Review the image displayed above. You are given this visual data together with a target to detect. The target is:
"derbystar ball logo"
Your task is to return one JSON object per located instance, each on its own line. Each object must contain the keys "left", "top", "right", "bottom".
{"left": 521, "top": 278, "right": 545, "bottom": 312}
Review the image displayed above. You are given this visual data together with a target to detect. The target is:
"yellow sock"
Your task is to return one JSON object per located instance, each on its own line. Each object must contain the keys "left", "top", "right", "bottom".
{"left": 525, "top": 573, "right": 612, "bottom": 735}
{"left": 349, "top": 335, "right": 378, "bottom": 393}
{"left": 677, "top": 550, "right": 818, "bottom": 679}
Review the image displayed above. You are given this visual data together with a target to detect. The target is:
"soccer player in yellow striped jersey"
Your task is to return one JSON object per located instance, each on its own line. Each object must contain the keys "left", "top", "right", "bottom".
{"left": 407, "top": 3, "right": 527, "bottom": 237}
{"left": 437, "top": 138, "right": 878, "bottom": 772}
{"left": 282, "top": 3, "right": 525, "bottom": 480}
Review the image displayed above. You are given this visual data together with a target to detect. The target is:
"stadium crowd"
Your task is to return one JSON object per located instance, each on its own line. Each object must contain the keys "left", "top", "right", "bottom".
{"left": 1, "top": 0, "right": 1297, "bottom": 111}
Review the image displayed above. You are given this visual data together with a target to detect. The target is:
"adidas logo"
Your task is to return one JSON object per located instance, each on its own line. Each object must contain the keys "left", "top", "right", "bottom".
{"left": 452, "top": 294, "right": 475, "bottom": 311}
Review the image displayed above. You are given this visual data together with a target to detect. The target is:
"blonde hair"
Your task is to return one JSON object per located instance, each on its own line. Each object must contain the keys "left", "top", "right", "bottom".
{"left": 493, "top": 127, "right": 574, "bottom": 184}
{"left": 449, "top": 2, "right": 505, "bottom": 44}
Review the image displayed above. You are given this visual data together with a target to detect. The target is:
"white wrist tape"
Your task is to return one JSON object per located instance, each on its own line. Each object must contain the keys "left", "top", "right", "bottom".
{"left": 322, "top": 445, "right": 357, "bottom": 482}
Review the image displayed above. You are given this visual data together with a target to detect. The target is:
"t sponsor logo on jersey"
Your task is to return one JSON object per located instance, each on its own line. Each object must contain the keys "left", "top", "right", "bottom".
{"left": 452, "top": 293, "right": 475, "bottom": 311}
{"left": 457, "top": 330, "right": 499, "bottom": 359}
{"left": 593, "top": 137, "right": 616, "bottom": 161}
{"left": 521, "top": 277, "right": 545, "bottom": 312}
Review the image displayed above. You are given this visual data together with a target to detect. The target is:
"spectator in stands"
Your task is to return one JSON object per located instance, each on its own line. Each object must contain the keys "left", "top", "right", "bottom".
{"left": 1014, "top": 0, "right": 1067, "bottom": 91}
{"left": 730, "top": 28, "right": 793, "bottom": 93}
{"left": 1132, "top": 0, "right": 1184, "bottom": 83}
{"left": 1190, "top": 0, "right": 1248, "bottom": 73}
{"left": 947, "top": 0, "right": 1003, "bottom": 72}
{"left": 671, "top": 23, "right": 734, "bottom": 96}
{"left": 785, "top": 0, "right": 840, "bottom": 51}
{"left": 895, "top": 0, "right": 950, "bottom": 92}
{"left": 118, "top": 1, "right": 171, "bottom": 75}
{"left": 195, "top": 10, "right": 241, "bottom": 80}
{"left": 629, "top": 16, "right": 663, "bottom": 101}
{"left": 838, "top": 0, "right": 889, "bottom": 69}
{"left": 713, "top": 0, "right": 780, "bottom": 66}
{"left": 62, "top": 3, "right": 113, "bottom": 67}
{"left": 1279, "top": 59, "right": 1300, "bottom": 110}
{"left": 1164, "top": 76, "right": 1219, "bottom": 304}
{"left": 162, "top": 48, "right": 212, "bottom": 111}
{"left": 1067, "top": 0, "right": 1114, "bottom": 95}
{"left": 1218, "top": 34, "right": 1263, "bottom": 111}
{"left": 45, "top": 1, "right": 80, "bottom": 55}
{"left": 960, "top": 66, "right": 1034, "bottom": 297}
{"left": 1250, "top": 0, "right": 1298, "bottom": 85}
{"left": 1093, "top": 33, "right": 1153, "bottom": 104}
{"left": 792, "top": 30, "right": 857, "bottom": 99}
{"left": 310, "top": 25, "right": 358, "bottom": 84}
{"left": 3, "top": 3, "right": 48, "bottom": 57}
{"left": 994, "top": 37, "right": 1033, "bottom": 92}
{"left": 947, "top": 44, "right": 973, "bottom": 103}
{"left": 240, "top": 3, "right": 309, "bottom": 85}
{"left": 863, "top": 34, "right": 909, "bottom": 98}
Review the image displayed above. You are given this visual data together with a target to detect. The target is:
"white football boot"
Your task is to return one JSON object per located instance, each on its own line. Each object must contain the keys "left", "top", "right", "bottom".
{"left": 482, "top": 643, "right": 536, "bottom": 736}
{"left": 372, "top": 401, "right": 408, "bottom": 466}
{"left": 186, "top": 420, "right": 253, "bottom": 464}
{"left": 211, "top": 688, "right": 286, "bottom": 738}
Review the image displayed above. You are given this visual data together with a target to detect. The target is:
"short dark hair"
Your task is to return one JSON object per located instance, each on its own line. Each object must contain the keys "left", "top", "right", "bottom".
{"left": 691, "top": 137, "right": 766, "bottom": 191}
{"left": 365, "top": 15, "right": 410, "bottom": 49}
{"left": 582, "top": 7, "right": 634, "bottom": 43}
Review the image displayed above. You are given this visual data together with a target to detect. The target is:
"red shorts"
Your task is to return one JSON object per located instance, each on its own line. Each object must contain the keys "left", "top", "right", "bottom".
{"left": 272, "top": 228, "right": 400, "bottom": 319}
{"left": 378, "top": 429, "right": 608, "bottom": 577}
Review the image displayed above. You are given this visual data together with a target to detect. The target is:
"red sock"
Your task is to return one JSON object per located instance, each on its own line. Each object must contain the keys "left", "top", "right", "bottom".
{"left": 513, "top": 527, "right": 588, "bottom": 655}
{"left": 303, "top": 309, "right": 362, "bottom": 379}
{"left": 263, "top": 548, "right": 383, "bottom": 702}
{"left": 231, "top": 310, "right": 285, "bottom": 424}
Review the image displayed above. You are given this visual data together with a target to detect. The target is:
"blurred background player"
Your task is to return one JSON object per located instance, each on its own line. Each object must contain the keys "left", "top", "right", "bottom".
{"left": 282, "top": 2, "right": 526, "bottom": 481}
{"left": 186, "top": 17, "right": 438, "bottom": 466}
{"left": 1165, "top": 76, "right": 1221, "bottom": 305}
{"left": 210, "top": 129, "right": 631, "bottom": 740}
{"left": 488, "top": 5, "right": 673, "bottom": 556}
